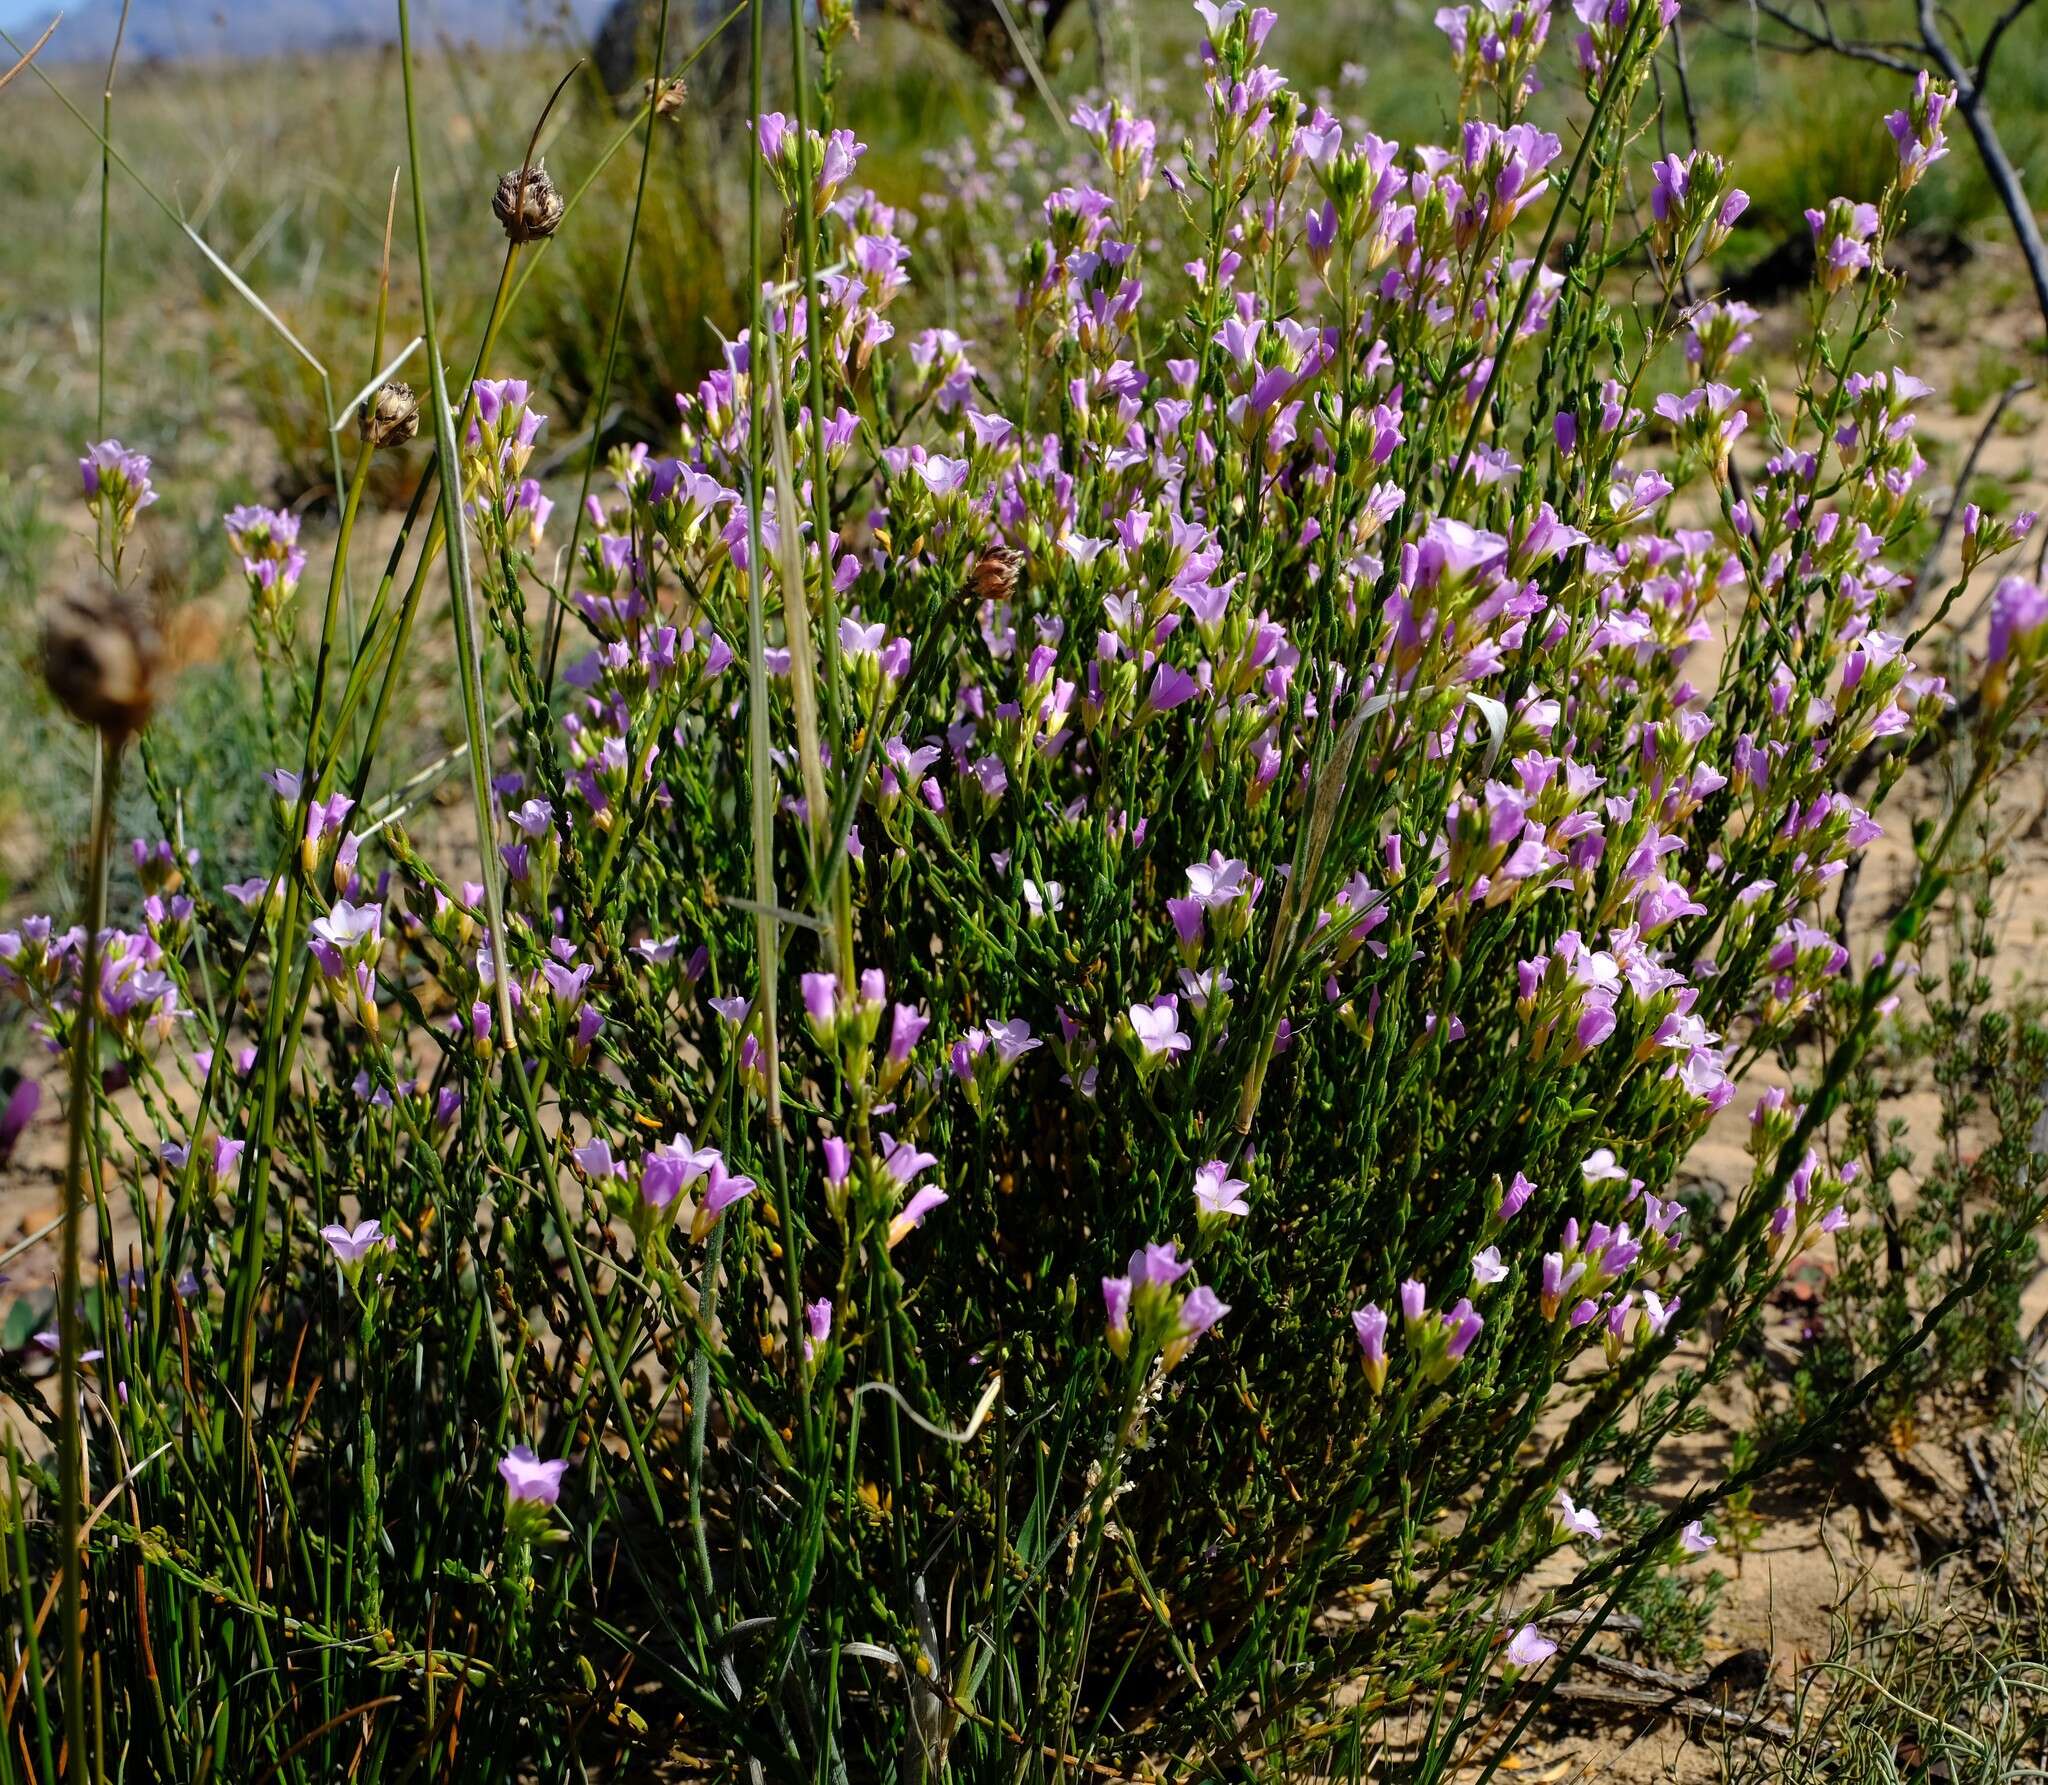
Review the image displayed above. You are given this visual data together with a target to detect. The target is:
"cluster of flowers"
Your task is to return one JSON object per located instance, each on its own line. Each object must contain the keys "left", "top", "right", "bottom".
{"left": 23, "top": 0, "right": 2048, "bottom": 1748}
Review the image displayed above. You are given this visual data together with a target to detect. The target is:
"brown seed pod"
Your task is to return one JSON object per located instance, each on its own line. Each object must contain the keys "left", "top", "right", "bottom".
{"left": 966, "top": 544, "right": 1022, "bottom": 607}
{"left": 358, "top": 380, "right": 421, "bottom": 450}
{"left": 41, "top": 588, "right": 162, "bottom": 742}
{"left": 492, "top": 162, "right": 566, "bottom": 243}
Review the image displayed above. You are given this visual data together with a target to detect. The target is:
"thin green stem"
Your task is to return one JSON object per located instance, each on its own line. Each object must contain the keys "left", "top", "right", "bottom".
{"left": 58, "top": 732, "right": 121, "bottom": 1785}
{"left": 541, "top": 0, "right": 677, "bottom": 697}
{"left": 395, "top": 0, "right": 674, "bottom": 1544}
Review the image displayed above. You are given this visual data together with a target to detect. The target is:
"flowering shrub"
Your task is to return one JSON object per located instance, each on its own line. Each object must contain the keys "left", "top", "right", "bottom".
{"left": 6, "top": 0, "right": 2048, "bottom": 1774}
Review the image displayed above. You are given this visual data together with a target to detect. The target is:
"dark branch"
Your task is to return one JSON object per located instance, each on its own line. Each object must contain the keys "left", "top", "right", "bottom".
{"left": 1973, "top": 0, "right": 2039, "bottom": 90}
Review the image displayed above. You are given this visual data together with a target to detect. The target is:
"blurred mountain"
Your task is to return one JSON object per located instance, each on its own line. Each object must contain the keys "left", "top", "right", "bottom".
{"left": 20, "top": 0, "right": 612, "bottom": 62}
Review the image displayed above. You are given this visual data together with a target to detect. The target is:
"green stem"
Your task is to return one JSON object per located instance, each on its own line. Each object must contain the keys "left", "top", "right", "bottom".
{"left": 58, "top": 732, "right": 120, "bottom": 1785}
{"left": 395, "top": 0, "right": 674, "bottom": 1541}
{"left": 541, "top": 0, "right": 677, "bottom": 697}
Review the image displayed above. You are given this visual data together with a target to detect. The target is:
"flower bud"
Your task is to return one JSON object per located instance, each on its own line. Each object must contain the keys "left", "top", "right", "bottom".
{"left": 493, "top": 162, "right": 565, "bottom": 242}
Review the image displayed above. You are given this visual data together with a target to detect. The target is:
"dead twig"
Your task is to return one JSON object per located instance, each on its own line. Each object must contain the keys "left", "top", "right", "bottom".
{"left": 0, "top": 12, "right": 59, "bottom": 94}
{"left": 1961, "top": 1432, "right": 2004, "bottom": 1537}
{"left": 1545, "top": 1676, "right": 1796, "bottom": 1745}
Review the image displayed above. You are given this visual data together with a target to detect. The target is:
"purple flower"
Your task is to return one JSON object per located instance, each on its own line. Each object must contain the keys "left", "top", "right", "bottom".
{"left": 1131, "top": 1242, "right": 1191, "bottom": 1288}
{"left": 1441, "top": 1296, "right": 1484, "bottom": 1360}
{"left": 1884, "top": 71, "right": 1951, "bottom": 188}
{"left": 1142, "top": 663, "right": 1200, "bottom": 716}
{"left": 1352, "top": 1302, "right": 1389, "bottom": 1393}
{"left": 885, "top": 1003, "right": 928, "bottom": 1073}
{"left": 801, "top": 972, "right": 839, "bottom": 1031}
{"left": 571, "top": 1138, "right": 622, "bottom": 1181}
{"left": 915, "top": 455, "right": 971, "bottom": 500}
{"left": 78, "top": 439, "right": 157, "bottom": 521}
{"left": 1581, "top": 1147, "right": 1626, "bottom": 1182}
{"left": 1193, "top": 1159, "right": 1250, "bottom": 1219}
{"left": 1680, "top": 1519, "right": 1715, "bottom": 1554}
{"left": 987, "top": 1018, "right": 1040, "bottom": 1064}
{"left": 321, "top": 1219, "right": 386, "bottom": 1265}
{"left": 1186, "top": 852, "right": 1251, "bottom": 906}
{"left": 1399, "top": 1278, "right": 1428, "bottom": 1331}
{"left": 1166, "top": 896, "right": 1206, "bottom": 953}
{"left": 1103, "top": 1274, "right": 1133, "bottom": 1337}
{"left": 698, "top": 1158, "right": 756, "bottom": 1228}
{"left": 1176, "top": 1284, "right": 1229, "bottom": 1338}
{"left": 1988, "top": 577, "right": 2048, "bottom": 667}
{"left": 0, "top": 1078, "right": 37, "bottom": 1164}
{"left": 803, "top": 1297, "right": 833, "bottom": 1361}
{"left": 1130, "top": 999, "right": 1191, "bottom": 1059}
{"left": 1470, "top": 1246, "right": 1507, "bottom": 1286}
{"left": 498, "top": 1444, "right": 569, "bottom": 1506}
{"left": 309, "top": 899, "right": 381, "bottom": 965}
{"left": 1499, "top": 1171, "right": 1535, "bottom": 1223}
{"left": 1556, "top": 1489, "right": 1602, "bottom": 1540}
{"left": 1505, "top": 1625, "right": 1557, "bottom": 1669}
{"left": 641, "top": 1134, "right": 719, "bottom": 1208}
{"left": 879, "top": 1135, "right": 938, "bottom": 1189}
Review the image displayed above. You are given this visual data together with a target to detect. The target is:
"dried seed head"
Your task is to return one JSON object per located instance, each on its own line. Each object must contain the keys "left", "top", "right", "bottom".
{"left": 41, "top": 588, "right": 163, "bottom": 742}
{"left": 967, "top": 544, "right": 1022, "bottom": 607}
{"left": 358, "top": 380, "right": 421, "bottom": 450}
{"left": 492, "top": 162, "right": 565, "bottom": 243}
